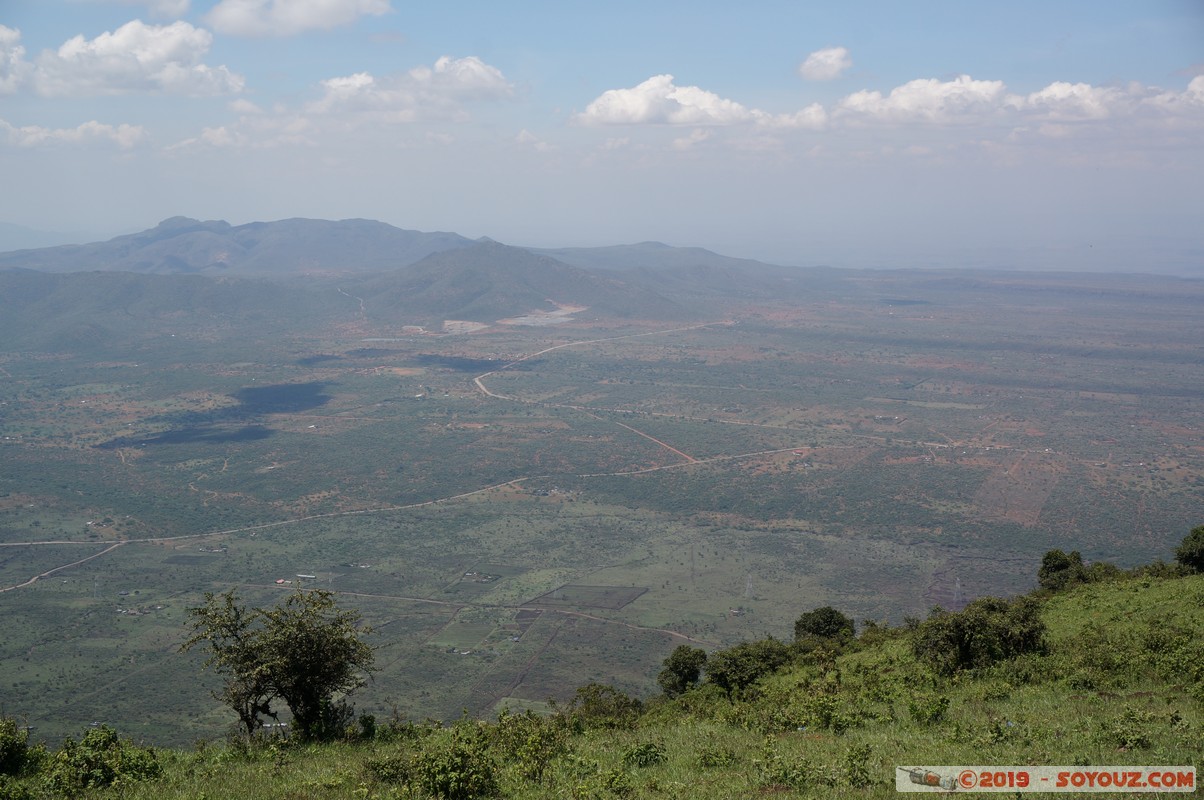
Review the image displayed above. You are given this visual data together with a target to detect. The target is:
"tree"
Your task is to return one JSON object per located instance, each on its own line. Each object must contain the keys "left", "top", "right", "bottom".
{"left": 1175, "top": 525, "right": 1204, "bottom": 573}
{"left": 1038, "top": 549, "right": 1087, "bottom": 592}
{"left": 794, "top": 606, "right": 855, "bottom": 644}
{"left": 657, "top": 645, "right": 707, "bottom": 697}
{"left": 704, "top": 638, "right": 792, "bottom": 696}
{"left": 910, "top": 596, "right": 1046, "bottom": 676}
{"left": 182, "top": 589, "right": 375, "bottom": 740}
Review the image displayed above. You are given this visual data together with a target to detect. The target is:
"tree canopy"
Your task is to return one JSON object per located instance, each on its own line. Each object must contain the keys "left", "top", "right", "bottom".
{"left": 182, "top": 588, "right": 375, "bottom": 740}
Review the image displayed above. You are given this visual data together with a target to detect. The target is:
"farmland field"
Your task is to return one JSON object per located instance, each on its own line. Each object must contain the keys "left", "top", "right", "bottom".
{"left": 1, "top": 268, "right": 1201, "bottom": 745}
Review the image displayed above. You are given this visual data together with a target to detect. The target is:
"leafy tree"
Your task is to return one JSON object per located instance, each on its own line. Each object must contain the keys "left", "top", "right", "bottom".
{"left": 1175, "top": 525, "right": 1204, "bottom": 573}
{"left": 182, "top": 589, "right": 375, "bottom": 741}
{"left": 657, "top": 645, "right": 708, "bottom": 697}
{"left": 0, "top": 718, "right": 30, "bottom": 776}
{"left": 793, "top": 606, "right": 855, "bottom": 644}
{"left": 911, "top": 596, "right": 1046, "bottom": 676}
{"left": 1038, "top": 549, "right": 1087, "bottom": 592}
{"left": 704, "top": 638, "right": 792, "bottom": 696}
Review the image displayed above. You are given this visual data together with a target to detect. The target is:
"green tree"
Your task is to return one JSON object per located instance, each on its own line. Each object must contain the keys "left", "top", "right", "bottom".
{"left": 1038, "top": 549, "right": 1087, "bottom": 591}
{"left": 911, "top": 596, "right": 1046, "bottom": 676}
{"left": 704, "top": 638, "right": 792, "bottom": 696}
{"left": 1175, "top": 525, "right": 1204, "bottom": 573}
{"left": 657, "top": 645, "right": 708, "bottom": 698}
{"left": 182, "top": 589, "right": 375, "bottom": 741}
{"left": 793, "top": 606, "right": 855, "bottom": 644}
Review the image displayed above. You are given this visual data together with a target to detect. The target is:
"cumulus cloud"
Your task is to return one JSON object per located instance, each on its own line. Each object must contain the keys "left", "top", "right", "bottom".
{"left": 574, "top": 74, "right": 756, "bottom": 126}
{"left": 0, "top": 26, "right": 31, "bottom": 94}
{"left": 206, "top": 0, "right": 391, "bottom": 37}
{"left": 1011, "top": 81, "right": 1128, "bottom": 119}
{"left": 0, "top": 117, "right": 146, "bottom": 148}
{"left": 837, "top": 75, "right": 1008, "bottom": 122}
{"left": 33, "top": 20, "right": 243, "bottom": 96}
{"left": 800, "top": 47, "right": 851, "bottom": 81}
{"left": 760, "top": 103, "right": 828, "bottom": 130}
{"left": 307, "top": 56, "right": 512, "bottom": 121}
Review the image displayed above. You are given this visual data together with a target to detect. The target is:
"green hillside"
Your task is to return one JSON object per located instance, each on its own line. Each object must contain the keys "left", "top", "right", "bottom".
{"left": 3, "top": 556, "right": 1200, "bottom": 799}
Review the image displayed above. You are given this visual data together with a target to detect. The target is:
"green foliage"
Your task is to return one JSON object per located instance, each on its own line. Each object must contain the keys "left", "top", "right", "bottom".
{"left": 412, "top": 727, "right": 499, "bottom": 800}
{"left": 566, "top": 684, "right": 642, "bottom": 731}
{"left": 911, "top": 596, "right": 1047, "bottom": 676}
{"left": 0, "top": 775, "right": 31, "bottom": 800}
{"left": 1039, "top": 549, "right": 1087, "bottom": 592}
{"left": 695, "top": 744, "right": 738, "bottom": 768}
{"left": 794, "top": 606, "right": 855, "bottom": 644}
{"left": 182, "top": 589, "right": 375, "bottom": 741}
{"left": 907, "top": 693, "right": 950, "bottom": 724}
{"left": 489, "top": 709, "right": 570, "bottom": 782}
{"left": 705, "top": 638, "right": 793, "bottom": 696}
{"left": 1175, "top": 525, "right": 1204, "bottom": 573}
{"left": 43, "top": 725, "right": 161, "bottom": 793}
{"left": 621, "top": 741, "right": 666, "bottom": 768}
{"left": 656, "top": 645, "right": 707, "bottom": 698}
{"left": 0, "top": 719, "right": 29, "bottom": 777}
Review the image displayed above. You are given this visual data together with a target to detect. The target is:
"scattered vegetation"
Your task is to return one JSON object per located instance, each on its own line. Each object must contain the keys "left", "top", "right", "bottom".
{"left": 1, "top": 540, "right": 1202, "bottom": 797}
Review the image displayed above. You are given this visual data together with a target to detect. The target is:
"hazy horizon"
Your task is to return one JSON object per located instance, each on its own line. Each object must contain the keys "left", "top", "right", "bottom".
{"left": 1, "top": 1, "right": 1202, "bottom": 274}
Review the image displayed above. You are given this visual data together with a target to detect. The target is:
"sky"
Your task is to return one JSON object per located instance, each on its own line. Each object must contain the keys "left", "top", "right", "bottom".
{"left": 1, "top": 0, "right": 1202, "bottom": 273}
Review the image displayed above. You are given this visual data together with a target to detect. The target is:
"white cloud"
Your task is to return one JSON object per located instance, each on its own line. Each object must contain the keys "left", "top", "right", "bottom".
{"left": 799, "top": 47, "right": 851, "bottom": 81}
{"left": 0, "top": 117, "right": 147, "bottom": 148}
{"left": 33, "top": 20, "right": 243, "bottom": 96}
{"left": 837, "top": 75, "right": 1007, "bottom": 123}
{"left": 671, "top": 128, "right": 711, "bottom": 150}
{"left": 760, "top": 103, "right": 828, "bottom": 130}
{"left": 206, "top": 0, "right": 391, "bottom": 37}
{"left": 0, "top": 26, "right": 31, "bottom": 94}
{"left": 1012, "top": 81, "right": 1127, "bottom": 120}
{"left": 574, "top": 74, "right": 756, "bottom": 126}
{"left": 307, "top": 56, "right": 512, "bottom": 121}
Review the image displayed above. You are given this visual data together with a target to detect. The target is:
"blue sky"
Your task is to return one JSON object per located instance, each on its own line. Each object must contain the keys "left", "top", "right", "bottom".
{"left": 1, "top": 0, "right": 1202, "bottom": 272}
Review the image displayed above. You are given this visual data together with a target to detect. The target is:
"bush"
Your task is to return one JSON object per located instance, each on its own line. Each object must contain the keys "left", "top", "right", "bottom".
{"left": 794, "top": 607, "right": 855, "bottom": 644}
{"left": 1038, "top": 550, "right": 1087, "bottom": 592}
{"left": 489, "top": 709, "right": 569, "bottom": 782}
{"left": 1175, "top": 525, "right": 1204, "bottom": 573}
{"left": 43, "top": 726, "right": 161, "bottom": 793}
{"left": 0, "top": 775, "right": 31, "bottom": 800}
{"left": 412, "top": 728, "right": 499, "bottom": 800}
{"left": 0, "top": 719, "right": 29, "bottom": 777}
{"left": 621, "top": 741, "right": 666, "bottom": 768}
{"left": 911, "top": 596, "right": 1047, "bottom": 676}
{"left": 705, "top": 638, "right": 793, "bottom": 696}
{"left": 566, "top": 683, "right": 642, "bottom": 731}
{"left": 657, "top": 645, "right": 707, "bottom": 698}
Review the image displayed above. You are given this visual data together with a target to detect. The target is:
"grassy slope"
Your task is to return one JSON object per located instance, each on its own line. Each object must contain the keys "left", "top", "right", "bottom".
{"left": 9, "top": 571, "right": 1200, "bottom": 799}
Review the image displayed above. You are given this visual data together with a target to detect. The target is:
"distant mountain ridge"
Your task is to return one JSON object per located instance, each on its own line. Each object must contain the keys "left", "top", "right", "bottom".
{"left": 0, "top": 217, "right": 477, "bottom": 275}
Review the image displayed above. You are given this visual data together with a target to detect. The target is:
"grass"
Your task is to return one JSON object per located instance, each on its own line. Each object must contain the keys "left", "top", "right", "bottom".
{"left": 3, "top": 569, "right": 1201, "bottom": 799}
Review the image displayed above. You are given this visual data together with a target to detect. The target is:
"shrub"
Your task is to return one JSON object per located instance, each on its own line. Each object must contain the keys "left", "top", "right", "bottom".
{"left": 0, "top": 775, "right": 31, "bottom": 800}
{"left": 1038, "top": 550, "right": 1087, "bottom": 592}
{"left": 566, "top": 683, "right": 642, "bottom": 731}
{"left": 0, "top": 719, "right": 29, "bottom": 777}
{"left": 794, "top": 607, "right": 855, "bottom": 644}
{"left": 657, "top": 645, "right": 708, "bottom": 698}
{"left": 907, "top": 694, "right": 950, "bottom": 724}
{"left": 622, "top": 741, "right": 666, "bottom": 768}
{"left": 705, "top": 638, "right": 793, "bottom": 696}
{"left": 1175, "top": 525, "right": 1204, "bottom": 573}
{"left": 412, "top": 728, "right": 499, "bottom": 800}
{"left": 489, "top": 709, "right": 569, "bottom": 782}
{"left": 911, "top": 596, "right": 1047, "bottom": 676}
{"left": 43, "top": 726, "right": 161, "bottom": 793}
